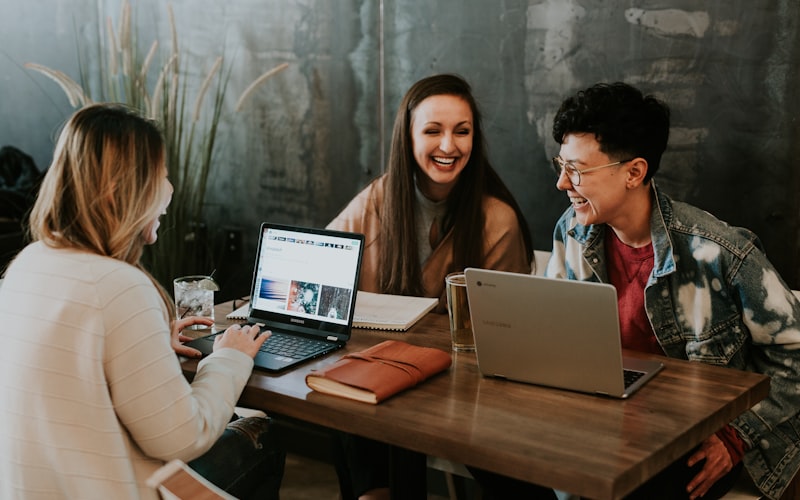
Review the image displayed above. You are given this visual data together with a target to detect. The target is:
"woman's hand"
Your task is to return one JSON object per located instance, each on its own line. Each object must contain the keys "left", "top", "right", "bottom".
{"left": 214, "top": 323, "right": 270, "bottom": 358}
{"left": 170, "top": 316, "right": 213, "bottom": 358}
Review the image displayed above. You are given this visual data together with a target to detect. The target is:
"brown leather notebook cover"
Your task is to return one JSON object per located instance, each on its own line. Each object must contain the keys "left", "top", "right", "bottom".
{"left": 305, "top": 340, "right": 452, "bottom": 404}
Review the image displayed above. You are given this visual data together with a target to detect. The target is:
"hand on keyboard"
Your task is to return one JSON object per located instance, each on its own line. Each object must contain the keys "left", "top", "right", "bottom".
{"left": 214, "top": 324, "right": 271, "bottom": 359}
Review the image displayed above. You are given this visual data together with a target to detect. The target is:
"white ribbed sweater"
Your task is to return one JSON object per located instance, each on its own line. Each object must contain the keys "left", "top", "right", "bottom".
{"left": 0, "top": 242, "right": 253, "bottom": 499}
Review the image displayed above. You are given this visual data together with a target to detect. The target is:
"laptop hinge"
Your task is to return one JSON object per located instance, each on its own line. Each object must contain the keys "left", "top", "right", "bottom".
{"left": 326, "top": 335, "right": 338, "bottom": 341}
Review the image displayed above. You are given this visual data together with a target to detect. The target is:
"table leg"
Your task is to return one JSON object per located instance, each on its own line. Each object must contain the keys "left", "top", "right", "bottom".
{"left": 389, "top": 445, "right": 427, "bottom": 499}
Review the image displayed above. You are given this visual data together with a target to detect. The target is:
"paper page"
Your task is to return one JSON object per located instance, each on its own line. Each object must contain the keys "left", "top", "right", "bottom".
{"left": 226, "top": 302, "right": 250, "bottom": 320}
{"left": 353, "top": 291, "right": 437, "bottom": 329}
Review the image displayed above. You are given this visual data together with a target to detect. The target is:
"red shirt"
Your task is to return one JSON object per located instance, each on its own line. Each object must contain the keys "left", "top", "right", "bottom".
{"left": 605, "top": 228, "right": 746, "bottom": 464}
{"left": 605, "top": 230, "right": 661, "bottom": 355}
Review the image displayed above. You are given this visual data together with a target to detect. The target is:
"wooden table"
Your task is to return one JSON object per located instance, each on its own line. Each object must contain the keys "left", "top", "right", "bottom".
{"left": 181, "top": 301, "right": 770, "bottom": 500}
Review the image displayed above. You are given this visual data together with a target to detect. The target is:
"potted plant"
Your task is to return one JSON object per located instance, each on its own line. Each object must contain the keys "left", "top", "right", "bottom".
{"left": 25, "top": 0, "right": 287, "bottom": 289}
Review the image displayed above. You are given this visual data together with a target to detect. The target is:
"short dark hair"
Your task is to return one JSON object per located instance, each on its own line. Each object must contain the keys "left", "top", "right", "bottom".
{"left": 552, "top": 82, "right": 670, "bottom": 182}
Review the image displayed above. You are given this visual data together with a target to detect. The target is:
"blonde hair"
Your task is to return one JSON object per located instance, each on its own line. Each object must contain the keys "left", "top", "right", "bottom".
{"left": 29, "top": 103, "right": 174, "bottom": 314}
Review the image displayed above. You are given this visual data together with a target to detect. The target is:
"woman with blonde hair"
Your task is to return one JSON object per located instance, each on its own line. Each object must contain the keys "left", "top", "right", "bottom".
{"left": 0, "top": 103, "right": 284, "bottom": 499}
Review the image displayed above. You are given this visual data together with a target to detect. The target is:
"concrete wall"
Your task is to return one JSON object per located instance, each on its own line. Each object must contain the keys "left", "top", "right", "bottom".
{"left": 2, "top": 0, "right": 799, "bottom": 295}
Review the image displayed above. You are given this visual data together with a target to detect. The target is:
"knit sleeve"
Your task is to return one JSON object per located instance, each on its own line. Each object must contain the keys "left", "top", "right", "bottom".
{"left": 101, "top": 266, "right": 253, "bottom": 462}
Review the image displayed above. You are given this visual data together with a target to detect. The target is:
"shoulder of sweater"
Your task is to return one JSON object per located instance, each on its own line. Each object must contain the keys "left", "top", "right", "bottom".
{"left": 328, "top": 177, "right": 387, "bottom": 232}
{"left": 17, "top": 243, "right": 152, "bottom": 295}
{"left": 355, "top": 175, "right": 386, "bottom": 200}
{"left": 22, "top": 243, "right": 141, "bottom": 275}
{"left": 481, "top": 195, "right": 517, "bottom": 221}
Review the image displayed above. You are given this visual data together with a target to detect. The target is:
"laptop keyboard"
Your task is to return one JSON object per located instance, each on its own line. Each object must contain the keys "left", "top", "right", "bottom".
{"left": 623, "top": 369, "right": 645, "bottom": 388}
{"left": 258, "top": 332, "right": 333, "bottom": 359}
{"left": 199, "top": 330, "right": 333, "bottom": 361}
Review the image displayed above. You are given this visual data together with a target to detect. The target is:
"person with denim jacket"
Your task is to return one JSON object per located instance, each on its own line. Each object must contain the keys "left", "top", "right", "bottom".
{"left": 546, "top": 82, "right": 800, "bottom": 500}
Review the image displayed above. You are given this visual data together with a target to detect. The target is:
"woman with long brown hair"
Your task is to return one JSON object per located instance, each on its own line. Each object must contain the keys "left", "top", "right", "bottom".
{"left": 328, "top": 74, "right": 552, "bottom": 499}
{"left": 329, "top": 73, "right": 533, "bottom": 312}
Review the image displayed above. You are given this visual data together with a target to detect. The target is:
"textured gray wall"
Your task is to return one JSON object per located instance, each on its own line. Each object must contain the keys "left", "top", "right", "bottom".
{"left": 2, "top": 0, "right": 799, "bottom": 296}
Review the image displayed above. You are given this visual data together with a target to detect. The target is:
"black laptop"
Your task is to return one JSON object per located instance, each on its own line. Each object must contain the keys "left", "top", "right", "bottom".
{"left": 186, "top": 222, "right": 365, "bottom": 372}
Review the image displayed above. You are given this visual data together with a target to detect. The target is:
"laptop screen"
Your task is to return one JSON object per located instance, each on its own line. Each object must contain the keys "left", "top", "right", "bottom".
{"left": 248, "top": 223, "right": 364, "bottom": 339}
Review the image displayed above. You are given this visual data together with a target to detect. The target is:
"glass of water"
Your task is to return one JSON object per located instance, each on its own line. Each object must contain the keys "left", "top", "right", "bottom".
{"left": 173, "top": 275, "right": 218, "bottom": 329}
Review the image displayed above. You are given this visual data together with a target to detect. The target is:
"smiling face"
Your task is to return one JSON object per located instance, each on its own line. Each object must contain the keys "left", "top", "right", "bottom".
{"left": 556, "top": 132, "right": 632, "bottom": 228}
{"left": 410, "top": 94, "right": 473, "bottom": 201}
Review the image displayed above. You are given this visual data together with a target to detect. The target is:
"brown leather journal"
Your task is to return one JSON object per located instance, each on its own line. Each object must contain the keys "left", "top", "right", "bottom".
{"left": 305, "top": 340, "right": 452, "bottom": 404}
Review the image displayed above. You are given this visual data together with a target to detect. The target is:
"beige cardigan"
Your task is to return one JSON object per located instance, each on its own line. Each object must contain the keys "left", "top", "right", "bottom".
{"left": 0, "top": 243, "right": 253, "bottom": 499}
{"left": 328, "top": 176, "right": 531, "bottom": 312}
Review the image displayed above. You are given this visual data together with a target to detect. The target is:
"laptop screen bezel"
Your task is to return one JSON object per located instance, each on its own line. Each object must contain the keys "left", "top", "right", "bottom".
{"left": 245, "top": 222, "right": 365, "bottom": 342}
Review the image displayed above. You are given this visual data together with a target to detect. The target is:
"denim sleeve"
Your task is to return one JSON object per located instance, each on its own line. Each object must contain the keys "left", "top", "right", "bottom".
{"left": 546, "top": 210, "right": 572, "bottom": 280}
{"left": 729, "top": 248, "right": 800, "bottom": 442}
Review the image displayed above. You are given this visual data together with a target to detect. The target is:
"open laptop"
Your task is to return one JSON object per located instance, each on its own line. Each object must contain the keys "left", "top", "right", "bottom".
{"left": 186, "top": 223, "right": 364, "bottom": 372}
{"left": 464, "top": 268, "right": 663, "bottom": 398}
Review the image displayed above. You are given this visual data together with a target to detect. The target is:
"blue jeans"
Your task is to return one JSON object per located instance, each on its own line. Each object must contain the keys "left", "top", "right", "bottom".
{"left": 189, "top": 416, "right": 286, "bottom": 500}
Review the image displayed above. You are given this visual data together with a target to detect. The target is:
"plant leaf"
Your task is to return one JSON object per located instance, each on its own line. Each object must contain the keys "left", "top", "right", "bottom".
{"left": 140, "top": 40, "right": 158, "bottom": 82}
{"left": 234, "top": 62, "right": 289, "bottom": 112}
{"left": 192, "top": 56, "right": 222, "bottom": 123}
{"left": 106, "top": 16, "right": 118, "bottom": 76}
{"left": 119, "top": 1, "right": 132, "bottom": 77}
{"left": 168, "top": 4, "right": 178, "bottom": 63}
{"left": 149, "top": 53, "right": 176, "bottom": 118}
{"left": 24, "top": 63, "right": 88, "bottom": 107}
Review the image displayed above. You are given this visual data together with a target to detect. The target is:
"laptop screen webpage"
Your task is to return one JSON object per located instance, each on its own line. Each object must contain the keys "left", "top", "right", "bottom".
{"left": 249, "top": 224, "right": 364, "bottom": 339}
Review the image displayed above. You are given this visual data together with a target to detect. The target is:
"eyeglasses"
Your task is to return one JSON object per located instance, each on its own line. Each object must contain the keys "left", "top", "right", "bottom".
{"left": 551, "top": 156, "right": 633, "bottom": 186}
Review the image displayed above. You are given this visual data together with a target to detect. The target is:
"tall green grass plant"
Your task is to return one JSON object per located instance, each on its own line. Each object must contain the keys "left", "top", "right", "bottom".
{"left": 26, "top": 1, "right": 287, "bottom": 288}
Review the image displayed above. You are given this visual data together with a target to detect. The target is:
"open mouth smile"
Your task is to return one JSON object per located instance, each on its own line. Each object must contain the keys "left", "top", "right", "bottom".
{"left": 433, "top": 156, "right": 456, "bottom": 166}
{"left": 570, "top": 196, "right": 588, "bottom": 208}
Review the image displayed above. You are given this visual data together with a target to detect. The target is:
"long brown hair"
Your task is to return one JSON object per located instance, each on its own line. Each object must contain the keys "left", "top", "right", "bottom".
{"left": 29, "top": 103, "right": 174, "bottom": 314}
{"left": 378, "top": 74, "right": 533, "bottom": 295}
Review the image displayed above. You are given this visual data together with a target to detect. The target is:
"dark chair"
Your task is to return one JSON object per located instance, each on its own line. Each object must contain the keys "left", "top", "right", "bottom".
{"left": 0, "top": 229, "right": 24, "bottom": 273}
{"left": 0, "top": 189, "right": 29, "bottom": 221}
{"left": 0, "top": 189, "right": 31, "bottom": 272}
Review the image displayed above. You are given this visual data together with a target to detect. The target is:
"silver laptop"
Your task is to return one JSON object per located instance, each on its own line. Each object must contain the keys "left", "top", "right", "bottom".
{"left": 464, "top": 268, "right": 663, "bottom": 398}
{"left": 187, "top": 222, "right": 364, "bottom": 372}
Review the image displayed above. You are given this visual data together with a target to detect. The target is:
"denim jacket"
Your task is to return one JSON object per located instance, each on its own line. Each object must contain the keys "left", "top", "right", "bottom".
{"left": 546, "top": 183, "right": 800, "bottom": 499}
